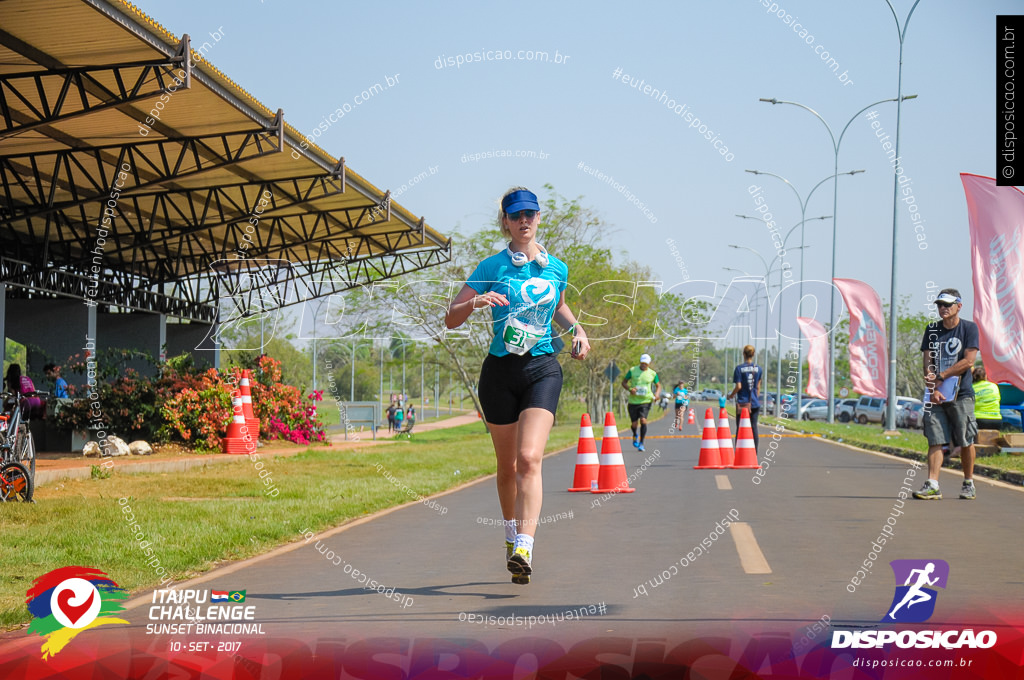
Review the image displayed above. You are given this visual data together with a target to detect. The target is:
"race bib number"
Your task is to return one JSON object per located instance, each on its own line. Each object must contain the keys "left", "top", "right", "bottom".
{"left": 635, "top": 386, "right": 648, "bottom": 396}
{"left": 502, "top": 316, "right": 545, "bottom": 355}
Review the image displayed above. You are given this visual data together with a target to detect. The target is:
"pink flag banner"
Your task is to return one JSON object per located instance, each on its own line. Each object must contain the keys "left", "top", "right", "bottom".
{"left": 833, "top": 278, "right": 887, "bottom": 398}
{"left": 960, "top": 173, "right": 1024, "bottom": 389}
{"left": 796, "top": 317, "right": 829, "bottom": 399}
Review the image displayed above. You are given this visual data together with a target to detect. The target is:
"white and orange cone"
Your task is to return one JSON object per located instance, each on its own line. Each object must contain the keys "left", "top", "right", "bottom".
{"left": 694, "top": 408, "right": 724, "bottom": 469}
{"left": 568, "top": 413, "right": 600, "bottom": 492}
{"left": 731, "top": 407, "right": 760, "bottom": 469}
{"left": 591, "top": 412, "right": 635, "bottom": 493}
{"left": 222, "top": 391, "right": 256, "bottom": 454}
{"left": 717, "top": 408, "right": 735, "bottom": 468}
{"left": 687, "top": 408, "right": 695, "bottom": 425}
{"left": 239, "top": 370, "right": 260, "bottom": 441}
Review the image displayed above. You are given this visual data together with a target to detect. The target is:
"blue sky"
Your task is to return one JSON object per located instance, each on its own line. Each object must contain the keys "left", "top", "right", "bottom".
{"left": 136, "top": 0, "right": 1013, "bottom": 336}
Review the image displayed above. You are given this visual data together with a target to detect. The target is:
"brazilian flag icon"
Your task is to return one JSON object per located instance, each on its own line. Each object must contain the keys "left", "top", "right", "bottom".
{"left": 228, "top": 591, "right": 246, "bottom": 602}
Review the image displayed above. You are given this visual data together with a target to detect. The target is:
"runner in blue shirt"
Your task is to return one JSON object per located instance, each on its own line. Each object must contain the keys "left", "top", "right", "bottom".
{"left": 672, "top": 380, "right": 689, "bottom": 431}
{"left": 445, "top": 187, "right": 590, "bottom": 585}
{"left": 727, "top": 345, "right": 764, "bottom": 452}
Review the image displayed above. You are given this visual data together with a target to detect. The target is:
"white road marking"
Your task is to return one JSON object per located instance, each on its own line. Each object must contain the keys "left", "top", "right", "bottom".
{"left": 715, "top": 475, "right": 732, "bottom": 490}
{"left": 730, "top": 522, "right": 772, "bottom": 574}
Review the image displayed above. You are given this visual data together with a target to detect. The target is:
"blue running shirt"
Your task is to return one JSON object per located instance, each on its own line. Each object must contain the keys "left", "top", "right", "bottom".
{"left": 466, "top": 249, "right": 568, "bottom": 357}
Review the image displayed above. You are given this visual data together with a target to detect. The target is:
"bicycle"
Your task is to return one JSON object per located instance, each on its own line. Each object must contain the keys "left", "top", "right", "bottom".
{"left": 1, "top": 389, "right": 45, "bottom": 502}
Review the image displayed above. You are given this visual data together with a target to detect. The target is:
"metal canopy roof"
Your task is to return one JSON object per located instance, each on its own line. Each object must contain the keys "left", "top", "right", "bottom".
{"left": 0, "top": 0, "right": 450, "bottom": 323}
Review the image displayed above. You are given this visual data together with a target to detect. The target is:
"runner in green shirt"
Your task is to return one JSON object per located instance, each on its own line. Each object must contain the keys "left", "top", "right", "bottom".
{"left": 620, "top": 353, "right": 660, "bottom": 452}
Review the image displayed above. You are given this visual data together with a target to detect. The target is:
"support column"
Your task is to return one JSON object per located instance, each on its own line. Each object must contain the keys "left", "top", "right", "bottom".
{"left": 158, "top": 313, "right": 167, "bottom": 362}
{"left": 0, "top": 283, "right": 6, "bottom": 369}
{"left": 213, "top": 306, "right": 221, "bottom": 370}
{"left": 87, "top": 304, "right": 98, "bottom": 353}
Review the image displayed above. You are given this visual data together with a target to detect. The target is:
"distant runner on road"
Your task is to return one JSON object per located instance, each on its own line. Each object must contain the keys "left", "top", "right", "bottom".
{"left": 728, "top": 345, "right": 763, "bottom": 452}
{"left": 621, "top": 353, "right": 660, "bottom": 452}
{"left": 673, "top": 380, "right": 689, "bottom": 430}
{"left": 444, "top": 186, "right": 590, "bottom": 585}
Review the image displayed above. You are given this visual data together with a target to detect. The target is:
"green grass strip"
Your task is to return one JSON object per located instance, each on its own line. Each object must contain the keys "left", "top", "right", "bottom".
{"left": 762, "top": 415, "right": 1024, "bottom": 479}
{"left": 1, "top": 419, "right": 583, "bottom": 629}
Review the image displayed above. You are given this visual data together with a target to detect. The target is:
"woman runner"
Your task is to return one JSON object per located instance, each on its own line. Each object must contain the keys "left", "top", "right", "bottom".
{"left": 445, "top": 186, "right": 590, "bottom": 584}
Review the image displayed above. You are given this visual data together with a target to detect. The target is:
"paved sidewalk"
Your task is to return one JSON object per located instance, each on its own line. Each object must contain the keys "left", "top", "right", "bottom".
{"left": 32, "top": 411, "right": 482, "bottom": 488}
{"left": 373, "top": 411, "right": 481, "bottom": 438}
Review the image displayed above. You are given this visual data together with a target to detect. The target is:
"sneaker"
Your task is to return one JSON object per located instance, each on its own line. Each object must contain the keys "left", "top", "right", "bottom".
{"left": 959, "top": 482, "right": 976, "bottom": 500}
{"left": 511, "top": 573, "right": 530, "bottom": 585}
{"left": 632, "top": 436, "right": 639, "bottom": 449}
{"left": 912, "top": 483, "right": 942, "bottom": 500}
{"left": 505, "top": 540, "right": 514, "bottom": 565}
{"left": 507, "top": 546, "right": 532, "bottom": 575}
{"left": 638, "top": 442, "right": 645, "bottom": 452}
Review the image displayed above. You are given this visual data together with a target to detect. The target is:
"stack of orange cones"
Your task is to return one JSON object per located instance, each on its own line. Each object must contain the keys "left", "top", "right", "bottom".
{"left": 687, "top": 408, "right": 695, "bottom": 425}
{"left": 731, "top": 407, "right": 760, "bottom": 469}
{"left": 694, "top": 408, "right": 724, "bottom": 469}
{"left": 591, "top": 412, "right": 635, "bottom": 493}
{"left": 239, "top": 370, "right": 260, "bottom": 441}
{"left": 568, "top": 413, "right": 600, "bottom": 492}
{"left": 717, "top": 408, "right": 735, "bottom": 467}
{"left": 222, "top": 391, "right": 256, "bottom": 454}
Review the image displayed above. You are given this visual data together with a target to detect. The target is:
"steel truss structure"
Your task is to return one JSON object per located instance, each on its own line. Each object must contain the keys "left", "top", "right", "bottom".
{"left": 0, "top": 0, "right": 450, "bottom": 324}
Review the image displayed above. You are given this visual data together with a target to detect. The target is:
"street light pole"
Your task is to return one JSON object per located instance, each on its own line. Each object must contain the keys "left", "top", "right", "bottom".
{"left": 744, "top": 170, "right": 862, "bottom": 418}
{"left": 883, "top": 0, "right": 922, "bottom": 432}
{"left": 759, "top": 94, "right": 917, "bottom": 422}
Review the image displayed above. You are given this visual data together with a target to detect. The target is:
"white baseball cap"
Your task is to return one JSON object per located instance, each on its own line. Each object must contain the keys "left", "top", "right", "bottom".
{"left": 640, "top": 354, "right": 652, "bottom": 364}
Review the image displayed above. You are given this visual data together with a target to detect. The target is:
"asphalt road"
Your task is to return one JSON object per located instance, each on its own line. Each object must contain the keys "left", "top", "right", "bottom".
{"left": 4, "top": 411, "right": 1023, "bottom": 675}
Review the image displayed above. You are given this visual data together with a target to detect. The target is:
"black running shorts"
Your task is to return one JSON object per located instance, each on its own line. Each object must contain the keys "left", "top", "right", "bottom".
{"left": 627, "top": 402, "right": 653, "bottom": 422}
{"left": 478, "top": 353, "right": 563, "bottom": 425}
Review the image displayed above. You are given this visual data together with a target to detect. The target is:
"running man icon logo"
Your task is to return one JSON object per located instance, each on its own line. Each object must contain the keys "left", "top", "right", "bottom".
{"left": 883, "top": 559, "right": 950, "bottom": 623}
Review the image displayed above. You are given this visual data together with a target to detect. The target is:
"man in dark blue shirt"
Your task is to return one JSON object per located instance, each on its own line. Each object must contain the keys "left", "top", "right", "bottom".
{"left": 913, "top": 289, "right": 980, "bottom": 501}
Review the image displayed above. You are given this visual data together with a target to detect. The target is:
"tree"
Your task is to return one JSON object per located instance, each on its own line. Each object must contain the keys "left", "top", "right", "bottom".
{"left": 270, "top": 185, "right": 713, "bottom": 428}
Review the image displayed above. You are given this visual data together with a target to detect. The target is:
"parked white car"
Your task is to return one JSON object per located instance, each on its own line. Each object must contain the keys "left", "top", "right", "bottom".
{"left": 837, "top": 398, "right": 858, "bottom": 423}
{"left": 798, "top": 399, "right": 830, "bottom": 421}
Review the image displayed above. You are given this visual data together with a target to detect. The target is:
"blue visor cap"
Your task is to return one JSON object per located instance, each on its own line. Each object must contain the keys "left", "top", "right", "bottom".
{"left": 502, "top": 189, "right": 540, "bottom": 214}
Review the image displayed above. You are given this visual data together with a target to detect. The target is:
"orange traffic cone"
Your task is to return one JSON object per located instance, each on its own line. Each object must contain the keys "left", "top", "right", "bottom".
{"left": 731, "top": 407, "right": 760, "bottom": 469}
{"left": 222, "top": 391, "right": 256, "bottom": 454}
{"left": 694, "top": 408, "right": 724, "bottom": 469}
{"left": 239, "top": 370, "right": 260, "bottom": 441}
{"left": 687, "top": 408, "right": 695, "bottom": 425}
{"left": 568, "top": 413, "right": 600, "bottom": 492}
{"left": 591, "top": 412, "right": 635, "bottom": 493}
{"left": 717, "top": 408, "right": 735, "bottom": 467}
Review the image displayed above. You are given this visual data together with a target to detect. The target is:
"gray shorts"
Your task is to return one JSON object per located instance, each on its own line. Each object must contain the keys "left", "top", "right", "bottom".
{"left": 922, "top": 397, "right": 977, "bottom": 448}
